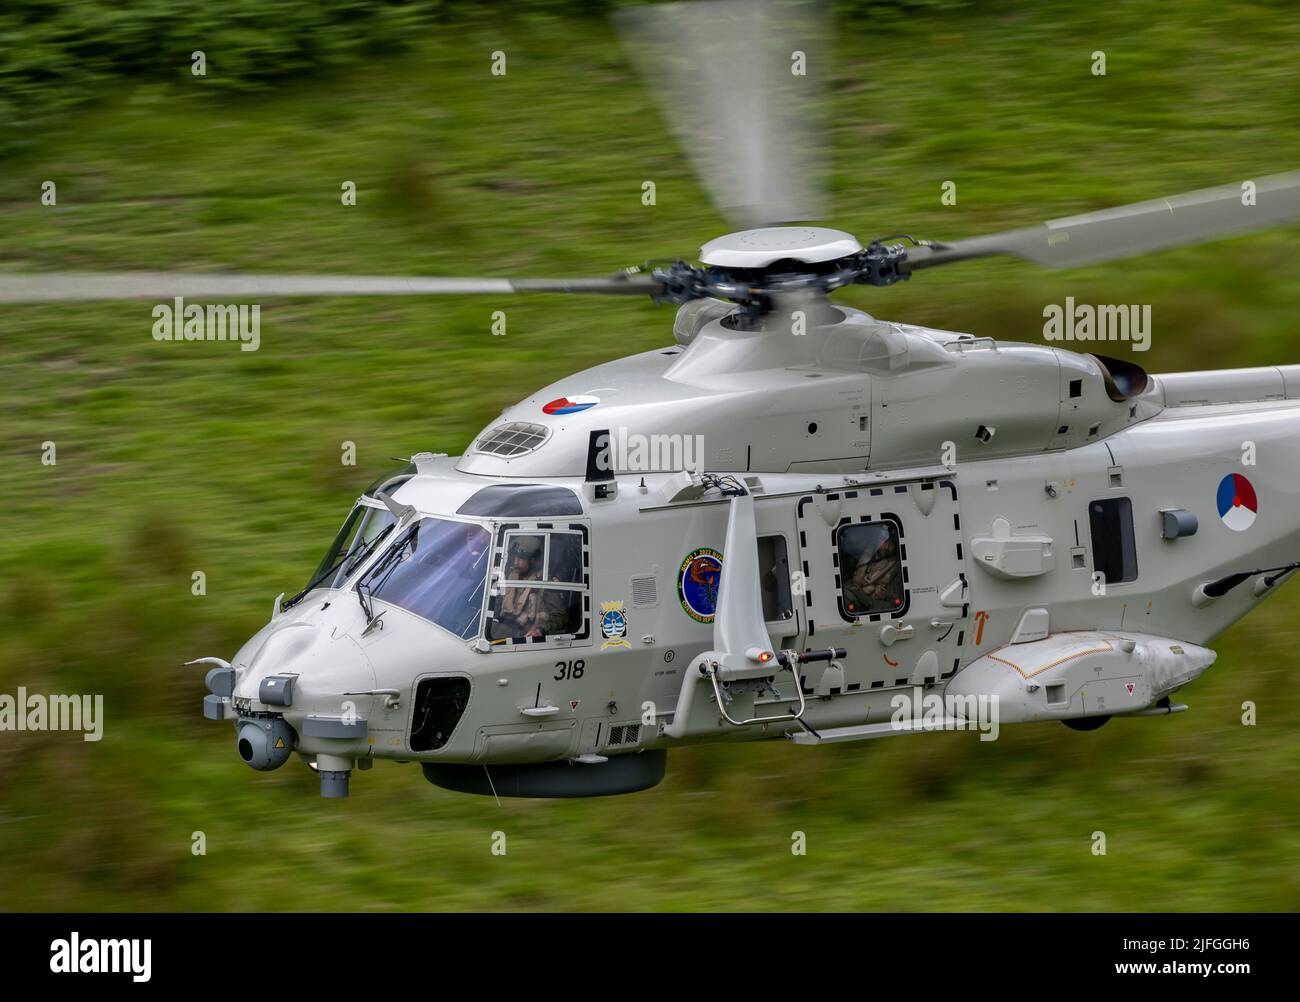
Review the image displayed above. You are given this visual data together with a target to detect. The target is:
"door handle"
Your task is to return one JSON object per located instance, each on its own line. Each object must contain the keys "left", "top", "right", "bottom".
{"left": 879, "top": 623, "right": 914, "bottom": 647}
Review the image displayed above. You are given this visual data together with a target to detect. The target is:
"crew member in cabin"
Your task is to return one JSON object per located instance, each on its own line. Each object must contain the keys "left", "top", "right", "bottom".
{"left": 847, "top": 533, "right": 903, "bottom": 613}
{"left": 497, "top": 536, "right": 546, "bottom": 638}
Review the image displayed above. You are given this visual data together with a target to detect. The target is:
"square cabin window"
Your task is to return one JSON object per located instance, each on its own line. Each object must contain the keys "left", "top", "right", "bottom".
{"left": 838, "top": 521, "right": 904, "bottom": 616}
{"left": 758, "top": 534, "right": 793, "bottom": 623}
{"left": 1089, "top": 497, "right": 1138, "bottom": 584}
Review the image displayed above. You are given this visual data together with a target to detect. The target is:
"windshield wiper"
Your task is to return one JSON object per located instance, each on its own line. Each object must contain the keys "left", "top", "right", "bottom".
{"left": 283, "top": 525, "right": 394, "bottom": 613}
{"left": 341, "top": 526, "right": 392, "bottom": 578}
{"left": 353, "top": 525, "right": 418, "bottom": 621}
{"left": 282, "top": 563, "right": 342, "bottom": 611}
{"left": 357, "top": 581, "right": 375, "bottom": 624}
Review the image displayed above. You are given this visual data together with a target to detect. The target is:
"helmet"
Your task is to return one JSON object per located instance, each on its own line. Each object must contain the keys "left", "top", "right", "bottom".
{"left": 512, "top": 536, "right": 543, "bottom": 559}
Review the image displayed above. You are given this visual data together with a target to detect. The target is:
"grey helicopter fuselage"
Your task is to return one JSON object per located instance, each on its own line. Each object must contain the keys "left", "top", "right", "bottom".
{"left": 3, "top": 0, "right": 1292, "bottom": 800}
{"left": 204, "top": 302, "right": 1300, "bottom": 797}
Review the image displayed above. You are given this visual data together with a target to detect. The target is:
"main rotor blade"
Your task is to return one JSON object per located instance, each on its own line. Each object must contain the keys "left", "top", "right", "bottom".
{"left": 0, "top": 272, "right": 662, "bottom": 304}
{"left": 615, "top": 0, "right": 829, "bottom": 227}
{"left": 906, "top": 170, "right": 1300, "bottom": 272}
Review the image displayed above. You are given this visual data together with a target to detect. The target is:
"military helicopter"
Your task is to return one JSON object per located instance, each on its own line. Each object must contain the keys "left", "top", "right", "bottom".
{"left": 6, "top": 0, "right": 1300, "bottom": 798}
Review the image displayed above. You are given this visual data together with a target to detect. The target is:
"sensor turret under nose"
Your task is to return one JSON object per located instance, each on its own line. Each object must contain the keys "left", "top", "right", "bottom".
{"left": 236, "top": 717, "right": 295, "bottom": 771}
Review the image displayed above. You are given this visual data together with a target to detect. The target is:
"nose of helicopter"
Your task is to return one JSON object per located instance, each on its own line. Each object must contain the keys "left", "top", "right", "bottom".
{"left": 239, "top": 617, "right": 379, "bottom": 702}
{"left": 215, "top": 611, "right": 380, "bottom": 795}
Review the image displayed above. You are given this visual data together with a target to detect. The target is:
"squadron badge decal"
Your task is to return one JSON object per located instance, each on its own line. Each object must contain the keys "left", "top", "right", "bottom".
{"left": 678, "top": 547, "right": 723, "bottom": 624}
{"left": 600, "top": 600, "right": 630, "bottom": 649}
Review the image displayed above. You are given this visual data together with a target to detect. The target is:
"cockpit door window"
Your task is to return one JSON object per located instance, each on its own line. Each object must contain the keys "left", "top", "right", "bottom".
{"left": 487, "top": 523, "right": 591, "bottom": 646}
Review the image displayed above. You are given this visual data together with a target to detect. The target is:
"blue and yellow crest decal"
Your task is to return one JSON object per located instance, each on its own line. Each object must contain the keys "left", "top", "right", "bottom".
{"left": 600, "top": 600, "right": 630, "bottom": 649}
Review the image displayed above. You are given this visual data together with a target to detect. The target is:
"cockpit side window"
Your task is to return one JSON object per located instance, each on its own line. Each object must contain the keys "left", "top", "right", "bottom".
{"left": 285, "top": 502, "right": 396, "bottom": 609}
{"left": 328, "top": 505, "right": 396, "bottom": 588}
{"left": 487, "top": 525, "right": 590, "bottom": 644}
{"left": 503, "top": 534, "right": 546, "bottom": 581}
{"left": 547, "top": 532, "right": 583, "bottom": 583}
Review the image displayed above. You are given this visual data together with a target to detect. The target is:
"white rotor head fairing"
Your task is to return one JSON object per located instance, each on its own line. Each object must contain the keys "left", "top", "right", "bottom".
{"left": 699, "top": 227, "right": 863, "bottom": 268}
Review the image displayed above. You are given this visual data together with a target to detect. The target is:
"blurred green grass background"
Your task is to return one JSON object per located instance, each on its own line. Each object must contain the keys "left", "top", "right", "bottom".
{"left": 1, "top": 0, "right": 1300, "bottom": 910}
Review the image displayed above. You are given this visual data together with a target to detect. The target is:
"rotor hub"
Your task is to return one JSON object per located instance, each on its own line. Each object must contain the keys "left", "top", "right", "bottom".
{"left": 649, "top": 226, "right": 913, "bottom": 328}
{"left": 699, "top": 227, "right": 863, "bottom": 268}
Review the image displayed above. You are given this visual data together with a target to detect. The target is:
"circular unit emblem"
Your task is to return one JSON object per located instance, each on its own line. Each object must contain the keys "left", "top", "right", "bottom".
{"left": 1216, "top": 473, "right": 1258, "bottom": 531}
{"left": 678, "top": 547, "right": 723, "bottom": 624}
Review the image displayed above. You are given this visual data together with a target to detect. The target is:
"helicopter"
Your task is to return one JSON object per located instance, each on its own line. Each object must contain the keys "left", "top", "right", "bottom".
{"left": 5, "top": 0, "right": 1300, "bottom": 798}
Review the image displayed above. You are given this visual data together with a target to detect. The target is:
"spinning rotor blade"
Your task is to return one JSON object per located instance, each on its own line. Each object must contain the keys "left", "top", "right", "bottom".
{"left": 615, "top": 0, "right": 829, "bottom": 227}
{"left": 906, "top": 170, "right": 1300, "bottom": 272}
{"left": 0, "top": 272, "right": 662, "bottom": 304}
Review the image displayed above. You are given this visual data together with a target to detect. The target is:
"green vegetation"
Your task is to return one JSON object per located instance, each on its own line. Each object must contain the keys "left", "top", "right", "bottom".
{"left": 0, "top": 0, "right": 441, "bottom": 158}
{"left": 1, "top": 0, "right": 1299, "bottom": 911}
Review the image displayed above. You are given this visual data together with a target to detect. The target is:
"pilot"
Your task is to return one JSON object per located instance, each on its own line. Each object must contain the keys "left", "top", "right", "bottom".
{"left": 459, "top": 522, "right": 489, "bottom": 568}
{"left": 497, "top": 536, "right": 545, "bottom": 638}
{"left": 848, "top": 534, "right": 901, "bottom": 610}
{"left": 437, "top": 523, "right": 490, "bottom": 637}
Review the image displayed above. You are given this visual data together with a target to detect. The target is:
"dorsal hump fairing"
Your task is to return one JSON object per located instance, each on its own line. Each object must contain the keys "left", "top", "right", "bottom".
{"left": 455, "top": 306, "right": 1158, "bottom": 479}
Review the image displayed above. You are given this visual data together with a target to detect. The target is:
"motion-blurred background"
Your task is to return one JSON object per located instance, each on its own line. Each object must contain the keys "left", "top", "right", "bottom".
{"left": 1, "top": 0, "right": 1299, "bottom": 911}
